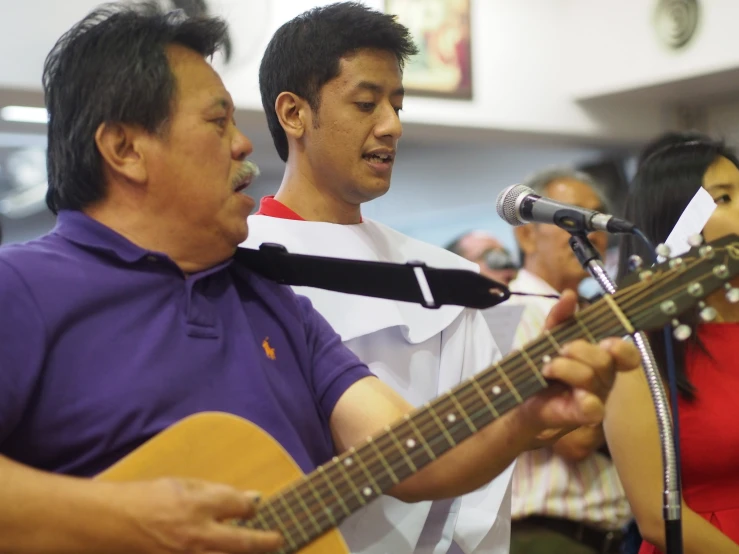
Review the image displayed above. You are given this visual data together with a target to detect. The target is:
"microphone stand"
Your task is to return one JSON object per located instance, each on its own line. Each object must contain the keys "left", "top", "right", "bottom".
{"left": 568, "top": 232, "right": 683, "bottom": 554}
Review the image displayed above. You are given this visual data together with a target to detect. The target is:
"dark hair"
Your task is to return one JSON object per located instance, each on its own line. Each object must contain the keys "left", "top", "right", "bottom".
{"left": 259, "top": 1, "right": 418, "bottom": 162}
{"left": 43, "top": 2, "right": 229, "bottom": 213}
{"left": 617, "top": 131, "right": 739, "bottom": 398}
{"left": 445, "top": 234, "right": 466, "bottom": 256}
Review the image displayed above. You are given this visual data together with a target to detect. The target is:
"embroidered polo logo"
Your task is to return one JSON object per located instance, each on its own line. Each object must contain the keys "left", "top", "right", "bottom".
{"left": 262, "top": 337, "right": 276, "bottom": 360}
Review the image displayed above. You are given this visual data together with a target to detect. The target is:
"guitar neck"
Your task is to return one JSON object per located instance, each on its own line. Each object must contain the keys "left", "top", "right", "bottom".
{"left": 248, "top": 294, "right": 633, "bottom": 553}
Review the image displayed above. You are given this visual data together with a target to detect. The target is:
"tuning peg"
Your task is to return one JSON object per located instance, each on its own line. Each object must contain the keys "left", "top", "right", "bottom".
{"left": 672, "top": 319, "right": 693, "bottom": 341}
{"left": 687, "top": 234, "right": 704, "bottom": 247}
{"left": 628, "top": 255, "right": 644, "bottom": 271}
{"left": 656, "top": 244, "right": 671, "bottom": 259}
{"left": 725, "top": 283, "right": 739, "bottom": 304}
{"left": 700, "top": 245, "right": 715, "bottom": 259}
{"left": 700, "top": 306, "right": 718, "bottom": 322}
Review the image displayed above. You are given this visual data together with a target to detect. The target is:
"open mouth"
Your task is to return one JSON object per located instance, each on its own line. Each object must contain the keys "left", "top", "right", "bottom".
{"left": 363, "top": 152, "right": 395, "bottom": 164}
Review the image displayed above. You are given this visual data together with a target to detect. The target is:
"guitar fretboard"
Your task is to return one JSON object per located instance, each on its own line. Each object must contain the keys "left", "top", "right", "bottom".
{"left": 247, "top": 287, "right": 638, "bottom": 553}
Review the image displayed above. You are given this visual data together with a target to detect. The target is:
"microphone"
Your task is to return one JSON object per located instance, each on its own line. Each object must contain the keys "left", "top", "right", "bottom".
{"left": 496, "top": 183, "right": 635, "bottom": 234}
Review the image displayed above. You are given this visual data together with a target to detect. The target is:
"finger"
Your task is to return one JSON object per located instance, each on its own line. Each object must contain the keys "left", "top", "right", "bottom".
{"left": 558, "top": 340, "right": 615, "bottom": 394}
{"left": 199, "top": 483, "right": 262, "bottom": 520}
{"left": 544, "top": 289, "right": 578, "bottom": 330}
{"left": 599, "top": 338, "right": 642, "bottom": 373}
{"left": 205, "top": 524, "right": 284, "bottom": 554}
{"left": 542, "top": 355, "right": 611, "bottom": 401}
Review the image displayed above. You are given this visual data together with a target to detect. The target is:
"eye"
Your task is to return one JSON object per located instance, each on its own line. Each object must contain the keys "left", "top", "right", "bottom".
{"left": 212, "top": 117, "right": 228, "bottom": 128}
{"left": 714, "top": 193, "right": 731, "bottom": 204}
{"left": 356, "top": 102, "right": 376, "bottom": 112}
{"left": 393, "top": 106, "right": 403, "bottom": 115}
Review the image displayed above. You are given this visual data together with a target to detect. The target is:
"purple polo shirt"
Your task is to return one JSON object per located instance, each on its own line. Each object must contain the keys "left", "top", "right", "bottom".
{"left": 0, "top": 210, "right": 373, "bottom": 477}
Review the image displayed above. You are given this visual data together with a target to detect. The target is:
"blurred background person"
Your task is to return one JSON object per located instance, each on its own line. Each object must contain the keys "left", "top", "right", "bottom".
{"left": 445, "top": 229, "right": 518, "bottom": 285}
{"left": 608, "top": 131, "right": 739, "bottom": 554}
{"left": 506, "top": 167, "right": 632, "bottom": 554}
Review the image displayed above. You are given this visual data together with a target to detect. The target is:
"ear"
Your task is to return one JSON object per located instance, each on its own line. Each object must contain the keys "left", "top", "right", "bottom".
{"left": 514, "top": 224, "right": 537, "bottom": 257}
{"left": 274, "top": 91, "right": 311, "bottom": 142}
{"left": 94, "top": 122, "right": 148, "bottom": 185}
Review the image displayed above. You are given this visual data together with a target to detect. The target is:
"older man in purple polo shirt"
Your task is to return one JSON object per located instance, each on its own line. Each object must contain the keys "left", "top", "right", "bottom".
{"left": 0, "top": 4, "right": 641, "bottom": 554}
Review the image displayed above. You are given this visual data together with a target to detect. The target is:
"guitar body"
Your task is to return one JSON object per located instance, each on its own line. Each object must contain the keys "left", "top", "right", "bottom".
{"left": 96, "top": 412, "right": 349, "bottom": 554}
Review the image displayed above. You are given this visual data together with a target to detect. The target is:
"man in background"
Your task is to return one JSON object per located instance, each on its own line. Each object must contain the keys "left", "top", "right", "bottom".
{"left": 506, "top": 168, "right": 632, "bottom": 554}
{"left": 445, "top": 230, "right": 518, "bottom": 286}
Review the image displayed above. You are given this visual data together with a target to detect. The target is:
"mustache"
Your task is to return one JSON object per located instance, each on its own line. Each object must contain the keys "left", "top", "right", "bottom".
{"left": 232, "top": 160, "right": 260, "bottom": 188}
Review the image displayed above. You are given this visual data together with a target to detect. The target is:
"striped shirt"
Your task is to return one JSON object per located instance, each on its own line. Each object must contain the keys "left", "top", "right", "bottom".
{"left": 507, "top": 270, "right": 632, "bottom": 531}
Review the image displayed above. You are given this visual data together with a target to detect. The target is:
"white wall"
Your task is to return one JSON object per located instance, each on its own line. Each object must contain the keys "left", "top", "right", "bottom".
{"left": 564, "top": 0, "right": 739, "bottom": 100}
{"left": 0, "top": 0, "right": 668, "bottom": 142}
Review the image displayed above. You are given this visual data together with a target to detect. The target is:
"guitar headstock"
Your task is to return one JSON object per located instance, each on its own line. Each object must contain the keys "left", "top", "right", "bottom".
{"left": 616, "top": 233, "right": 739, "bottom": 338}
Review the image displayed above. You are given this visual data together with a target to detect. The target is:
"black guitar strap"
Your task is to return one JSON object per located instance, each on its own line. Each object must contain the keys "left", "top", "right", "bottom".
{"left": 234, "top": 243, "right": 510, "bottom": 310}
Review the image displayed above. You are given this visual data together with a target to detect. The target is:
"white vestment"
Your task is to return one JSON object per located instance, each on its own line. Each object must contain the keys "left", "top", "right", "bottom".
{"left": 243, "top": 215, "right": 515, "bottom": 554}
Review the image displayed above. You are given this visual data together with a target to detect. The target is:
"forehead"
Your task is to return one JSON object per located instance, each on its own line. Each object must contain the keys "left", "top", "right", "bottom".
{"left": 330, "top": 48, "right": 403, "bottom": 90}
{"left": 544, "top": 177, "right": 604, "bottom": 209}
{"left": 166, "top": 44, "right": 230, "bottom": 105}
{"left": 461, "top": 233, "right": 502, "bottom": 255}
{"left": 703, "top": 155, "right": 739, "bottom": 187}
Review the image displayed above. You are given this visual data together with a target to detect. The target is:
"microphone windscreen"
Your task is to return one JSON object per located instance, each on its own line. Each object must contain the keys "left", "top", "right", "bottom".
{"left": 496, "top": 183, "right": 534, "bottom": 226}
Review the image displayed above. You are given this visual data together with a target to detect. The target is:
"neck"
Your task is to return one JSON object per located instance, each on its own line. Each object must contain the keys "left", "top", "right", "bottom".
{"left": 84, "top": 198, "right": 233, "bottom": 274}
{"left": 275, "top": 159, "right": 362, "bottom": 224}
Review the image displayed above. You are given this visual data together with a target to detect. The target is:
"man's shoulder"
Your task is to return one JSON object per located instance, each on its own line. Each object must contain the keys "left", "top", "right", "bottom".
{"left": 362, "top": 219, "right": 479, "bottom": 271}
{"left": 0, "top": 233, "right": 72, "bottom": 279}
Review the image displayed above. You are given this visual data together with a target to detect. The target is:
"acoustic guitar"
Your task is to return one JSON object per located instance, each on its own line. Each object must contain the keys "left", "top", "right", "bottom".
{"left": 97, "top": 235, "right": 739, "bottom": 554}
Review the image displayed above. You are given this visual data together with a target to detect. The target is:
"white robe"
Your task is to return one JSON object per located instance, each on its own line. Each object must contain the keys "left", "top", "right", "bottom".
{"left": 242, "top": 215, "right": 515, "bottom": 554}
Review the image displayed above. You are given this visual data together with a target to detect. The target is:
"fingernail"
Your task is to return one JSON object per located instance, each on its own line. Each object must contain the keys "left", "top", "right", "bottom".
{"left": 246, "top": 491, "right": 262, "bottom": 504}
{"left": 542, "top": 364, "right": 552, "bottom": 377}
{"left": 599, "top": 338, "right": 614, "bottom": 350}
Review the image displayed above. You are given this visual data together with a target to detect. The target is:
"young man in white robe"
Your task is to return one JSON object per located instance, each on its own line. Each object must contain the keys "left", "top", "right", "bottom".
{"left": 242, "top": 3, "right": 604, "bottom": 553}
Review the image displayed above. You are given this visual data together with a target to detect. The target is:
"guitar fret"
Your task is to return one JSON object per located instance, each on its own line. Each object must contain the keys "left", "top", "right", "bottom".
{"left": 387, "top": 425, "right": 418, "bottom": 472}
{"left": 426, "top": 402, "right": 456, "bottom": 447}
{"left": 494, "top": 362, "right": 523, "bottom": 403}
{"left": 351, "top": 446, "right": 383, "bottom": 496}
{"left": 602, "top": 294, "right": 635, "bottom": 334}
{"left": 368, "top": 437, "right": 399, "bottom": 484}
{"left": 303, "top": 474, "right": 337, "bottom": 527}
{"left": 520, "top": 347, "right": 547, "bottom": 387}
{"left": 263, "top": 500, "right": 297, "bottom": 551}
{"left": 290, "top": 484, "right": 322, "bottom": 534}
{"left": 253, "top": 512, "right": 269, "bottom": 530}
{"left": 544, "top": 329, "right": 561, "bottom": 350}
{"left": 574, "top": 312, "right": 596, "bottom": 343}
{"left": 406, "top": 414, "right": 437, "bottom": 460}
{"left": 449, "top": 392, "right": 478, "bottom": 432}
{"left": 470, "top": 378, "right": 500, "bottom": 417}
{"left": 317, "top": 465, "right": 351, "bottom": 516}
{"left": 334, "top": 455, "right": 368, "bottom": 506}
{"left": 277, "top": 493, "right": 310, "bottom": 543}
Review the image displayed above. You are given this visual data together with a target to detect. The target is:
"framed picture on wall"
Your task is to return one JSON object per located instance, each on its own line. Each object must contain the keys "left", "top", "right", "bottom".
{"left": 385, "top": 0, "right": 472, "bottom": 99}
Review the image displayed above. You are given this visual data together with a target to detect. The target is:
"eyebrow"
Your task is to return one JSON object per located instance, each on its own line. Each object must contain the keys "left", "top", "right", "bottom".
{"left": 705, "top": 183, "right": 734, "bottom": 192}
{"left": 355, "top": 81, "right": 405, "bottom": 97}
{"left": 208, "top": 97, "right": 234, "bottom": 112}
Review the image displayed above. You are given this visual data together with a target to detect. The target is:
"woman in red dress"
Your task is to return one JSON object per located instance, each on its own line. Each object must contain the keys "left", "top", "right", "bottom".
{"left": 608, "top": 131, "right": 739, "bottom": 554}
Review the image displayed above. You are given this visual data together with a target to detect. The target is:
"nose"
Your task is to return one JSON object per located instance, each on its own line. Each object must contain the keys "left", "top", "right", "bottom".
{"left": 232, "top": 127, "right": 253, "bottom": 161}
{"left": 374, "top": 103, "right": 403, "bottom": 141}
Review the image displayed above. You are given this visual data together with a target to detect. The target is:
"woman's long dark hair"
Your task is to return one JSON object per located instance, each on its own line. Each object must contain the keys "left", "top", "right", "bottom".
{"left": 617, "top": 131, "right": 739, "bottom": 399}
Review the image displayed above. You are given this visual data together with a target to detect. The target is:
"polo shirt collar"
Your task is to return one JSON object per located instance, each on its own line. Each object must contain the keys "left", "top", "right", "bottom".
{"left": 53, "top": 210, "right": 233, "bottom": 277}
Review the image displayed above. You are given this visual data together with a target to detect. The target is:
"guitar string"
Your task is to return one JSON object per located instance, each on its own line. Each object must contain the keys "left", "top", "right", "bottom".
{"left": 250, "top": 267, "right": 679, "bottom": 542}
{"left": 252, "top": 285, "right": 659, "bottom": 545}
{"left": 249, "top": 253, "right": 726, "bottom": 544}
